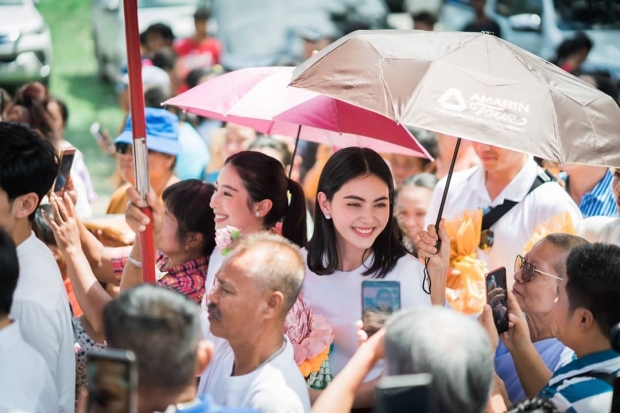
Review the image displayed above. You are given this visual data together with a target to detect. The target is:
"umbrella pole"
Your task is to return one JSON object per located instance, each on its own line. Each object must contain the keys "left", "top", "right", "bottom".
{"left": 288, "top": 125, "right": 302, "bottom": 179}
{"left": 123, "top": 0, "right": 157, "bottom": 284}
{"left": 423, "top": 137, "right": 461, "bottom": 294}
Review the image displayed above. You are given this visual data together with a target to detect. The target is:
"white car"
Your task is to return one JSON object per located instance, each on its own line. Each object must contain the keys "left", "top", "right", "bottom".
{"left": 0, "top": 0, "right": 52, "bottom": 87}
{"left": 91, "top": 0, "right": 201, "bottom": 83}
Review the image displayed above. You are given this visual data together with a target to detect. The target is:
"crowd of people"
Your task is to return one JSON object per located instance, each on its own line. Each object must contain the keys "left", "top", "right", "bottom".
{"left": 0, "top": 5, "right": 619, "bottom": 413}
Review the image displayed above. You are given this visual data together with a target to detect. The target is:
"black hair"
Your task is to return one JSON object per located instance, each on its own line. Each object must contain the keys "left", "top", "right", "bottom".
{"left": 225, "top": 151, "right": 307, "bottom": 247}
{"left": 144, "top": 87, "right": 171, "bottom": 109}
{"left": 104, "top": 284, "right": 201, "bottom": 394}
{"left": 162, "top": 180, "right": 216, "bottom": 258}
{"left": 0, "top": 227, "right": 19, "bottom": 317}
{"left": 193, "top": 7, "right": 210, "bottom": 21}
{"left": 565, "top": 243, "right": 620, "bottom": 337}
{"left": 186, "top": 68, "right": 213, "bottom": 89}
{"left": 4, "top": 82, "right": 56, "bottom": 142}
{"left": 307, "top": 147, "right": 407, "bottom": 278}
{"left": 152, "top": 47, "right": 178, "bottom": 72}
{"left": 249, "top": 136, "right": 293, "bottom": 167}
{"left": 412, "top": 11, "right": 437, "bottom": 28}
{"left": 554, "top": 32, "right": 593, "bottom": 65}
{"left": 0, "top": 122, "right": 58, "bottom": 220}
{"left": 145, "top": 23, "right": 174, "bottom": 44}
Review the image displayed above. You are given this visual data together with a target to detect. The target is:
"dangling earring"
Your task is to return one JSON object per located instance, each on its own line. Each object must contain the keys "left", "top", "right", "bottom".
{"left": 325, "top": 213, "right": 331, "bottom": 220}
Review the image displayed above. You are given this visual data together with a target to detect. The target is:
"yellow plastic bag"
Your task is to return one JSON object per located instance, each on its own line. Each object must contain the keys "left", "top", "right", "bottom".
{"left": 523, "top": 211, "right": 577, "bottom": 254}
{"left": 445, "top": 210, "right": 488, "bottom": 315}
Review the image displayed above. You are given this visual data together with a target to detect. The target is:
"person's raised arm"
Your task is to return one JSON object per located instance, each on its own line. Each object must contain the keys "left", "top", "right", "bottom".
{"left": 312, "top": 329, "right": 385, "bottom": 412}
{"left": 501, "top": 290, "right": 552, "bottom": 397}
{"left": 415, "top": 219, "right": 450, "bottom": 306}
{"left": 63, "top": 176, "right": 118, "bottom": 284}
{"left": 45, "top": 193, "right": 112, "bottom": 333}
{"left": 120, "top": 187, "right": 164, "bottom": 292}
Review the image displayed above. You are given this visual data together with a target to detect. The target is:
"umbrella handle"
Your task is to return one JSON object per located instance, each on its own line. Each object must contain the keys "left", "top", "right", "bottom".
{"left": 288, "top": 125, "right": 302, "bottom": 179}
{"left": 423, "top": 137, "right": 462, "bottom": 295}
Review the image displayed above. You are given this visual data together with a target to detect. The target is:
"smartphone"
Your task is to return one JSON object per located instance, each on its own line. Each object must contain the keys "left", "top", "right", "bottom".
{"left": 361, "top": 280, "right": 401, "bottom": 336}
{"left": 87, "top": 349, "right": 138, "bottom": 413}
{"left": 376, "top": 373, "right": 435, "bottom": 413}
{"left": 51, "top": 148, "right": 76, "bottom": 195}
{"left": 90, "top": 122, "right": 110, "bottom": 146}
{"left": 486, "top": 267, "right": 509, "bottom": 335}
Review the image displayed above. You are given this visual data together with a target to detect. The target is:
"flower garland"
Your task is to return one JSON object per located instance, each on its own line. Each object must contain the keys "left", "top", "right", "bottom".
{"left": 285, "top": 294, "right": 334, "bottom": 389}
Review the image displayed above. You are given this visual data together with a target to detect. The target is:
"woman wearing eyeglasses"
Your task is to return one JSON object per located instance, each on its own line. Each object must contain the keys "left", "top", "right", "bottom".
{"left": 106, "top": 107, "right": 181, "bottom": 214}
{"left": 481, "top": 233, "right": 589, "bottom": 406}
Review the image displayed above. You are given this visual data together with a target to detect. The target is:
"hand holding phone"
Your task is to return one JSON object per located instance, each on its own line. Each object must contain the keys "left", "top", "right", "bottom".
{"left": 51, "top": 148, "right": 76, "bottom": 196}
{"left": 362, "top": 280, "right": 401, "bottom": 337}
{"left": 486, "top": 267, "right": 509, "bottom": 335}
{"left": 87, "top": 349, "right": 137, "bottom": 413}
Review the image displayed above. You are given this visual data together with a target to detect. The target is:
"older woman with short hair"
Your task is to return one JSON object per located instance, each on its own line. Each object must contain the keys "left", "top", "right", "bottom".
{"left": 493, "top": 233, "right": 588, "bottom": 404}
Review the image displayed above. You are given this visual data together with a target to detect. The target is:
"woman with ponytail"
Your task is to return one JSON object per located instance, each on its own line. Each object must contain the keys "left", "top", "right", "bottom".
{"left": 125, "top": 150, "right": 307, "bottom": 334}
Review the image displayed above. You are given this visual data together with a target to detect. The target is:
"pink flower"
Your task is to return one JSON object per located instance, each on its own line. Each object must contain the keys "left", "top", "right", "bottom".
{"left": 285, "top": 294, "right": 334, "bottom": 365}
{"left": 215, "top": 226, "right": 241, "bottom": 256}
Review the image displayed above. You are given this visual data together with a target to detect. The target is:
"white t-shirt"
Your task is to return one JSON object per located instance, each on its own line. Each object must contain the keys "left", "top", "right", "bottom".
{"left": 198, "top": 334, "right": 311, "bottom": 413}
{"left": 301, "top": 250, "right": 432, "bottom": 382}
{"left": 425, "top": 159, "right": 582, "bottom": 287}
{"left": 577, "top": 216, "right": 620, "bottom": 245}
{"left": 0, "top": 321, "right": 60, "bottom": 413}
{"left": 10, "top": 232, "right": 76, "bottom": 413}
{"left": 201, "top": 251, "right": 223, "bottom": 337}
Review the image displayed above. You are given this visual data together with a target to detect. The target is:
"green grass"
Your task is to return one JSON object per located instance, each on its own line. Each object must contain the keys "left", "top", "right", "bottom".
{"left": 38, "top": 0, "right": 122, "bottom": 214}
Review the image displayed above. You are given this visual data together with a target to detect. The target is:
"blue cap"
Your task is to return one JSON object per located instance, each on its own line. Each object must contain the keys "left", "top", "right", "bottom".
{"left": 115, "top": 108, "right": 182, "bottom": 155}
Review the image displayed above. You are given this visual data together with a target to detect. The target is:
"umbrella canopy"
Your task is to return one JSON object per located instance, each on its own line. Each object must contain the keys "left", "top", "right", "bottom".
{"left": 290, "top": 30, "right": 620, "bottom": 167}
{"left": 164, "top": 66, "right": 431, "bottom": 158}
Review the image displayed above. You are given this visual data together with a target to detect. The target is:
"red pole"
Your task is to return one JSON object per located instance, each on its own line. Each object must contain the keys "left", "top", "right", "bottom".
{"left": 123, "top": 0, "right": 156, "bottom": 283}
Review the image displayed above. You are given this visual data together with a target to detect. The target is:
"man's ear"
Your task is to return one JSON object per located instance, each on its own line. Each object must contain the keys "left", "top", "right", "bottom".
{"left": 13, "top": 193, "right": 40, "bottom": 220}
{"left": 578, "top": 308, "right": 595, "bottom": 332}
{"left": 263, "top": 291, "right": 284, "bottom": 320}
{"left": 195, "top": 340, "right": 215, "bottom": 376}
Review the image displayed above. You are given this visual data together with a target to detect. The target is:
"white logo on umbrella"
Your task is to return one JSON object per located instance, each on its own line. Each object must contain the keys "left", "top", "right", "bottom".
{"left": 438, "top": 88, "right": 468, "bottom": 112}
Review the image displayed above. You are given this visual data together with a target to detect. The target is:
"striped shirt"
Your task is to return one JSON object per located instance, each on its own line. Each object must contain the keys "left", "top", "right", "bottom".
{"left": 539, "top": 349, "right": 620, "bottom": 412}
{"left": 110, "top": 247, "right": 209, "bottom": 304}
{"left": 564, "top": 170, "right": 618, "bottom": 218}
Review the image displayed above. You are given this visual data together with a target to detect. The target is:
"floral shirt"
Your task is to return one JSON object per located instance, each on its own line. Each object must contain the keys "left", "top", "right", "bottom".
{"left": 110, "top": 247, "right": 209, "bottom": 304}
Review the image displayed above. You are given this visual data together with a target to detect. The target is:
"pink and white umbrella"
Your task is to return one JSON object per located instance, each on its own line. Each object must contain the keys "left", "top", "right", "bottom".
{"left": 163, "top": 66, "right": 431, "bottom": 159}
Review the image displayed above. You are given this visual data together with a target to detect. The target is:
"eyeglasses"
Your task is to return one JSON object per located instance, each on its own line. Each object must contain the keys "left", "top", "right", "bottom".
{"left": 115, "top": 142, "right": 132, "bottom": 155}
{"left": 115, "top": 142, "right": 156, "bottom": 155}
{"left": 514, "top": 255, "right": 562, "bottom": 282}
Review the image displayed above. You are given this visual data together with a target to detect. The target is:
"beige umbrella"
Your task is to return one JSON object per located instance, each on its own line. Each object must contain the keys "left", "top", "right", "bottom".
{"left": 290, "top": 30, "right": 620, "bottom": 168}
{"left": 290, "top": 30, "right": 620, "bottom": 294}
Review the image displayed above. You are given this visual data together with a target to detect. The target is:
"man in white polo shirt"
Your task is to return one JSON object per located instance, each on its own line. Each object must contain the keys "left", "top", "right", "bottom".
{"left": 425, "top": 143, "right": 581, "bottom": 287}
{"left": 0, "top": 122, "right": 75, "bottom": 412}
{"left": 198, "top": 233, "right": 311, "bottom": 413}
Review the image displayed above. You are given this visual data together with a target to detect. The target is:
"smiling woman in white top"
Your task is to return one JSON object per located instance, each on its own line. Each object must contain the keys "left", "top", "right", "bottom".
{"left": 296, "top": 147, "right": 449, "bottom": 409}
{"left": 200, "top": 150, "right": 308, "bottom": 332}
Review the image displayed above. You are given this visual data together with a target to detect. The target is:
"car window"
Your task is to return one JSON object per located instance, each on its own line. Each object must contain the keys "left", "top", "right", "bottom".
{"left": 554, "top": 0, "right": 620, "bottom": 30}
{"left": 495, "top": 0, "right": 543, "bottom": 17}
{"left": 138, "top": 0, "right": 198, "bottom": 7}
